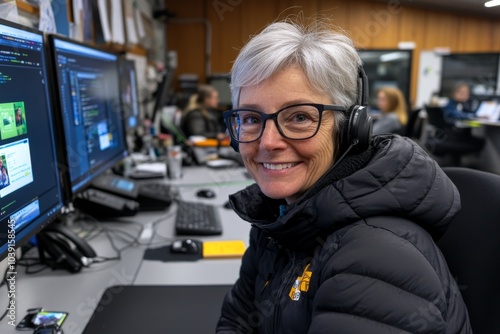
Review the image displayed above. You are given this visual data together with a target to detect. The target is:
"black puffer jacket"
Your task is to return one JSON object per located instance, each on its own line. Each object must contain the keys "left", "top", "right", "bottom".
{"left": 217, "top": 135, "right": 471, "bottom": 333}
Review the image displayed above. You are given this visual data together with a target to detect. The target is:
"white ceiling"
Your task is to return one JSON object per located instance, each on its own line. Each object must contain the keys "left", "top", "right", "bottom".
{"left": 371, "top": 0, "right": 500, "bottom": 18}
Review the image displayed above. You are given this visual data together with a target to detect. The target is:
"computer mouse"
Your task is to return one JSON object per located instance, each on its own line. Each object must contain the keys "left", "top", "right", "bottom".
{"left": 196, "top": 188, "right": 216, "bottom": 199}
{"left": 171, "top": 239, "right": 200, "bottom": 254}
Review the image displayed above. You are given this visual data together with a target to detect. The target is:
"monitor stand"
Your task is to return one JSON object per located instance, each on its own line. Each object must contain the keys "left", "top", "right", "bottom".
{"left": 90, "top": 174, "right": 172, "bottom": 211}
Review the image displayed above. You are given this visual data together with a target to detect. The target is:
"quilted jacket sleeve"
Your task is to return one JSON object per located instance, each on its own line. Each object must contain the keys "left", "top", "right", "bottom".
{"left": 216, "top": 227, "right": 260, "bottom": 333}
{"left": 308, "top": 223, "right": 459, "bottom": 334}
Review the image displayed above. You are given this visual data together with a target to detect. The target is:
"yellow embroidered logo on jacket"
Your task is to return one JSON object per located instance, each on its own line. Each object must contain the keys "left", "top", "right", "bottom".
{"left": 289, "top": 263, "right": 312, "bottom": 301}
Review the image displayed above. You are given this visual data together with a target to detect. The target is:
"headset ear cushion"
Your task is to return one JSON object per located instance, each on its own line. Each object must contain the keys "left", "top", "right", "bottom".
{"left": 347, "top": 105, "right": 373, "bottom": 153}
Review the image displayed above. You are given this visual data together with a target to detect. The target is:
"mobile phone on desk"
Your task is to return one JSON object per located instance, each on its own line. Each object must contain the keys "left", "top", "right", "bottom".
{"left": 16, "top": 309, "right": 68, "bottom": 331}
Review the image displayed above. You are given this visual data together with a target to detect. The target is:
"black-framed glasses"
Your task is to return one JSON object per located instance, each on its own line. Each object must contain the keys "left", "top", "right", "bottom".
{"left": 223, "top": 103, "right": 347, "bottom": 143}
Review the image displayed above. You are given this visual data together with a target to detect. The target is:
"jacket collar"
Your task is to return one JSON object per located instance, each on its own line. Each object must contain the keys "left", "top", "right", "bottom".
{"left": 229, "top": 144, "right": 375, "bottom": 251}
{"left": 229, "top": 135, "right": 460, "bottom": 252}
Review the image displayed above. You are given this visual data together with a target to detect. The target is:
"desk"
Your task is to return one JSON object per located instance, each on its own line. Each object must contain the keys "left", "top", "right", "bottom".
{"left": 0, "top": 167, "right": 253, "bottom": 334}
{"left": 473, "top": 119, "right": 500, "bottom": 174}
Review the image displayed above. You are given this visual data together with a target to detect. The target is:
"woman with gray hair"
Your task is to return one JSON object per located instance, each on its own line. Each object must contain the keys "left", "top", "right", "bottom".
{"left": 217, "top": 20, "right": 471, "bottom": 333}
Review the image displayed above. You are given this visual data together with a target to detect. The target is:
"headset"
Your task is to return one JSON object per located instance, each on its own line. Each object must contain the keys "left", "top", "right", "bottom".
{"left": 227, "top": 66, "right": 373, "bottom": 155}
{"left": 37, "top": 224, "right": 97, "bottom": 273}
{"left": 339, "top": 66, "right": 373, "bottom": 155}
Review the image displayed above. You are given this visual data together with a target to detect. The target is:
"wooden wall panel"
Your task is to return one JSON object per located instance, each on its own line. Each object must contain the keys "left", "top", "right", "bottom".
{"left": 276, "top": 0, "right": 319, "bottom": 18}
{"left": 493, "top": 22, "right": 500, "bottom": 51}
{"left": 317, "top": 0, "right": 351, "bottom": 34}
{"left": 421, "top": 12, "right": 460, "bottom": 50}
{"left": 398, "top": 6, "right": 427, "bottom": 105}
{"left": 457, "top": 17, "right": 495, "bottom": 52}
{"left": 207, "top": 1, "right": 243, "bottom": 75}
{"left": 238, "top": 0, "right": 280, "bottom": 39}
{"left": 166, "top": 0, "right": 206, "bottom": 83}
{"left": 165, "top": 0, "right": 500, "bottom": 105}
{"left": 365, "top": 1, "right": 402, "bottom": 48}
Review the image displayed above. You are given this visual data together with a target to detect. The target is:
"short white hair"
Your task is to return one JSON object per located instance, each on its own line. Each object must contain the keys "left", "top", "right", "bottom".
{"left": 231, "top": 21, "right": 362, "bottom": 134}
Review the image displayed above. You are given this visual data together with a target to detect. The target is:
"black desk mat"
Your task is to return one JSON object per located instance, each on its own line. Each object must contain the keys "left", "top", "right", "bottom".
{"left": 83, "top": 285, "right": 232, "bottom": 334}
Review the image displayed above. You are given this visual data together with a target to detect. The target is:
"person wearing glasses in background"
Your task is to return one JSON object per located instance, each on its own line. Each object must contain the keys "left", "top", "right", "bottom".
{"left": 217, "top": 20, "right": 471, "bottom": 333}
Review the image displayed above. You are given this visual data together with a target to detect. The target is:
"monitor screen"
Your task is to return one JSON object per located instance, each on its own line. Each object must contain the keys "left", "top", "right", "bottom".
{"left": 118, "top": 58, "right": 140, "bottom": 132}
{"left": 208, "top": 73, "right": 231, "bottom": 108}
{"left": 440, "top": 53, "right": 499, "bottom": 98}
{"left": 49, "top": 36, "right": 127, "bottom": 194}
{"left": 358, "top": 49, "right": 412, "bottom": 110}
{"left": 0, "top": 19, "right": 64, "bottom": 260}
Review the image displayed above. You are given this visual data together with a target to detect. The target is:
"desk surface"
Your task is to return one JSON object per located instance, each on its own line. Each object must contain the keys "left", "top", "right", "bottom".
{"left": 0, "top": 166, "right": 253, "bottom": 334}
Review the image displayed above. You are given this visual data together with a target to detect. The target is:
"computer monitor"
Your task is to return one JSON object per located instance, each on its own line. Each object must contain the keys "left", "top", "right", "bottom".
{"left": 118, "top": 58, "right": 140, "bottom": 133}
{"left": 48, "top": 35, "right": 127, "bottom": 195}
{"left": 151, "top": 69, "right": 175, "bottom": 123}
{"left": 358, "top": 49, "right": 412, "bottom": 110}
{"left": 0, "top": 19, "right": 65, "bottom": 261}
{"left": 208, "top": 73, "right": 231, "bottom": 109}
{"left": 440, "top": 53, "right": 499, "bottom": 99}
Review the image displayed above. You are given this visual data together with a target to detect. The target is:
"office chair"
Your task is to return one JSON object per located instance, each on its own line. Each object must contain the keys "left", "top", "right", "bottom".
{"left": 438, "top": 167, "right": 500, "bottom": 334}
{"left": 424, "top": 106, "right": 484, "bottom": 166}
{"left": 405, "top": 108, "right": 423, "bottom": 139}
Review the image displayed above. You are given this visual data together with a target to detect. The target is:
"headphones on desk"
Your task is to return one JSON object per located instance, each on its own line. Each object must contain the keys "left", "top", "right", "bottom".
{"left": 227, "top": 66, "right": 373, "bottom": 155}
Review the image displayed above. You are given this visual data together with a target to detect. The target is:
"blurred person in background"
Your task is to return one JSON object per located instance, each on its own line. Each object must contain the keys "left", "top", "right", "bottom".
{"left": 181, "top": 84, "right": 226, "bottom": 139}
{"left": 443, "top": 82, "right": 477, "bottom": 123}
{"left": 372, "top": 86, "right": 408, "bottom": 135}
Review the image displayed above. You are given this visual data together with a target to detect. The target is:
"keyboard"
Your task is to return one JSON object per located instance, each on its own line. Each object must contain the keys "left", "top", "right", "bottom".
{"left": 175, "top": 201, "right": 223, "bottom": 236}
{"left": 136, "top": 182, "right": 173, "bottom": 210}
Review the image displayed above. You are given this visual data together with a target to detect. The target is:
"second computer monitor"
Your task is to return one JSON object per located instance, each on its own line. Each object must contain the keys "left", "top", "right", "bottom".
{"left": 49, "top": 36, "right": 127, "bottom": 194}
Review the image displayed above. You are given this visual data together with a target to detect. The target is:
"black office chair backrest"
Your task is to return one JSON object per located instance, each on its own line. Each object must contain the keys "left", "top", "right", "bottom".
{"left": 405, "top": 108, "right": 422, "bottom": 138}
{"left": 438, "top": 167, "right": 500, "bottom": 334}
{"left": 425, "top": 105, "right": 447, "bottom": 129}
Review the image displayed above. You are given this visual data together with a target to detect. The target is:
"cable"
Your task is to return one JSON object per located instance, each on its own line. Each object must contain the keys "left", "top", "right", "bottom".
{"left": 25, "top": 264, "right": 49, "bottom": 275}
{"left": 13, "top": 248, "right": 49, "bottom": 275}
{"left": 26, "top": 209, "right": 178, "bottom": 268}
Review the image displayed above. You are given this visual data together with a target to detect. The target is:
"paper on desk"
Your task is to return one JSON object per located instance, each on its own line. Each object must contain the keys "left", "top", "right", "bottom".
{"left": 133, "top": 162, "right": 167, "bottom": 175}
